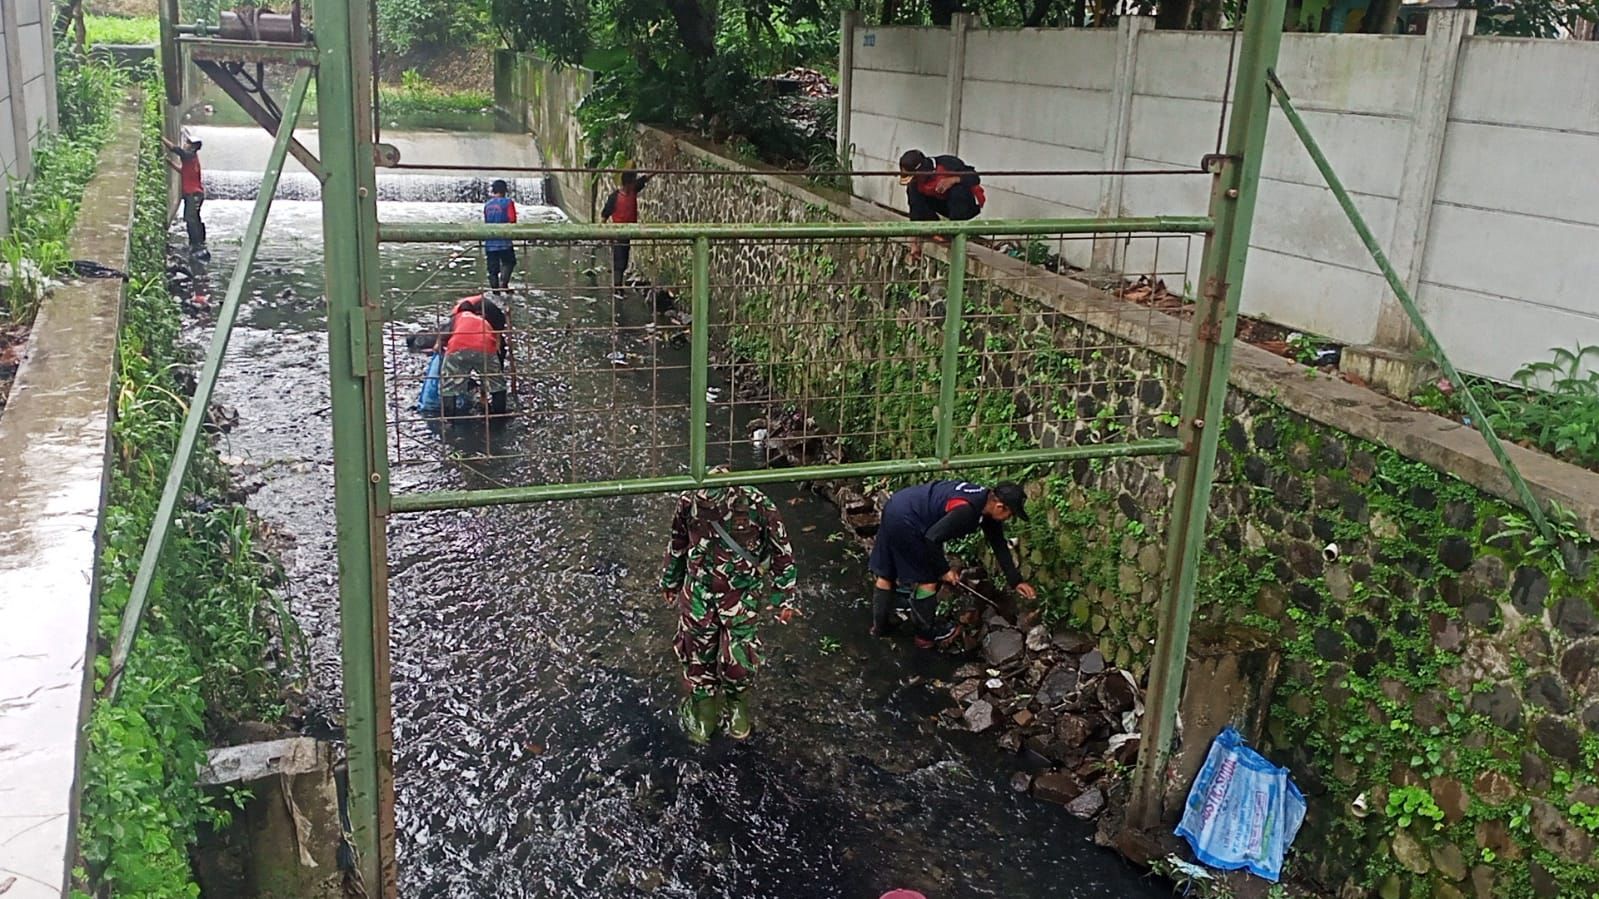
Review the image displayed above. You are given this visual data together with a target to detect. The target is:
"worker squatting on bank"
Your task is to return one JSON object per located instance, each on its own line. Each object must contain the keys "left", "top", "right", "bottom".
{"left": 898, "top": 148, "right": 986, "bottom": 258}
{"left": 868, "top": 480, "right": 1036, "bottom": 648}
{"left": 660, "top": 478, "right": 799, "bottom": 744}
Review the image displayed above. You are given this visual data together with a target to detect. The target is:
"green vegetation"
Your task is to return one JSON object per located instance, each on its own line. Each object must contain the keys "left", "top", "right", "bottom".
{"left": 1, "top": 44, "right": 123, "bottom": 325}
{"left": 1413, "top": 344, "right": 1599, "bottom": 473}
{"left": 377, "top": 0, "right": 489, "bottom": 55}
{"left": 84, "top": 14, "right": 160, "bottom": 45}
{"left": 380, "top": 69, "right": 492, "bottom": 116}
{"left": 74, "top": 88, "right": 294, "bottom": 899}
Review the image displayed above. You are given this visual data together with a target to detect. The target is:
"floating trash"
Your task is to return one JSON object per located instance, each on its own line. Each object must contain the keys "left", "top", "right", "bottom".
{"left": 606, "top": 351, "right": 628, "bottom": 367}
{"left": 751, "top": 427, "right": 769, "bottom": 450}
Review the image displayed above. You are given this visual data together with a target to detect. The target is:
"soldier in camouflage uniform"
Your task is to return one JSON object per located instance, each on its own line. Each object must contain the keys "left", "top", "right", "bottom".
{"left": 660, "top": 479, "right": 799, "bottom": 743}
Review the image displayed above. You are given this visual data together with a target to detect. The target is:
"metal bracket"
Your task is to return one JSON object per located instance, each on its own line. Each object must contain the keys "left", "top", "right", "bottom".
{"left": 1199, "top": 153, "right": 1235, "bottom": 174}
{"left": 375, "top": 143, "right": 402, "bottom": 168}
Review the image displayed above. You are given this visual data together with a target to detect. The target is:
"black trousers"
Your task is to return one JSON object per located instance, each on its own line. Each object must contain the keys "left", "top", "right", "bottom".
{"left": 907, "top": 182, "right": 981, "bottom": 222}
{"left": 182, "top": 191, "right": 206, "bottom": 247}
{"left": 611, "top": 240, "right": 631, "bottom": 289}
{"left": 486, "top": 248, "right": 517, "bottom": 289}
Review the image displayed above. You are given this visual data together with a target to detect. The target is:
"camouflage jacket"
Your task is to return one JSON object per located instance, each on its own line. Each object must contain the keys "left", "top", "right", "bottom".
{"left": 660, "top": 484, "right": 798, "bottom": 607}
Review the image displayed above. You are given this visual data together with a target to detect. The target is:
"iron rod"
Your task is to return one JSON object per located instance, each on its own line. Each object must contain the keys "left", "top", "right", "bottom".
{"left": 1128, "top": 0, "right": 1286, "bottom": 830}
{"left": 389, "top": 442, "right": 1183, "bottom": 513}
{"left": 936, "top": 234, "right": 968, "bottom": 462}
{"left": 379, "top": 216, "right": 1215, "bottom": 244}
{"left": 313, "top": 0, "right": 397, "bottom": 887}
{"left": 1265, "top": 72, "right": 1553, "bottom": 541}
{"left": 107, "top": 67, "right": 311, "bottom": 698}
{"left": 389, "top": 163, "right": 1207, "bottom": 178}
{"left": 689, "top": 236, "right": 710, "bottom": 479}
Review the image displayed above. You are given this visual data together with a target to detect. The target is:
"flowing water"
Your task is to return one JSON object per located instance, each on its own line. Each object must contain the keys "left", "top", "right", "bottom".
{"left": 193, "top": 169, "right": 1168, "bottom": 898}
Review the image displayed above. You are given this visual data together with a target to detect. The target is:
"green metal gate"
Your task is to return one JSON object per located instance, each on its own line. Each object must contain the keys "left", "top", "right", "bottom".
{"left": 126, "top": 0, "right": 1305, "bottom": 892}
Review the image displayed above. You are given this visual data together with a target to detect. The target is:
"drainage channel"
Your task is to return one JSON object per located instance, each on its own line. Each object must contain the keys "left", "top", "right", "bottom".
{"left": 188, "top": 186, "right": 1167, "bottom": 898}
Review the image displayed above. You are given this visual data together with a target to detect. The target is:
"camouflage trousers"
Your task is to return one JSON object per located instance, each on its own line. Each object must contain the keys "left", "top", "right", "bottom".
{"left": 672, "top": 582, "right": 764, "bottom": 699}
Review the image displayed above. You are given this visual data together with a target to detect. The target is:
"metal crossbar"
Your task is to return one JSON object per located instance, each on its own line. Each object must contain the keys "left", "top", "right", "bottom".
{"left": 376, "top": 223, "right": 1200, "bottom": 510}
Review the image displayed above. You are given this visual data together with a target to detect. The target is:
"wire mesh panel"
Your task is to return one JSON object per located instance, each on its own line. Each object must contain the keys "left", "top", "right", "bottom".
{"left": 379, "top": 223, "right": 1199, "bottom": 499}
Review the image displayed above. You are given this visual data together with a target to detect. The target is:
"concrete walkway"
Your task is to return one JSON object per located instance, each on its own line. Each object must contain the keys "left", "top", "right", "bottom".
{"left": 0, "top": 99, "right": 141, "bottom": 898}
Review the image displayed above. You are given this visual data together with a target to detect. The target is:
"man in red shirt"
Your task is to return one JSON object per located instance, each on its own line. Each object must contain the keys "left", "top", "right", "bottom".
{"left": 601, "top": 169, "right": 652, "bottom": 296}
{"left": 435, "top": 295, "right": 509, "bottom": 416}
{"left": 164, "top": 130, "right": 207, "bottom": 260}
{"left": 898, "top": 148, "right": 985, "bottom": 259}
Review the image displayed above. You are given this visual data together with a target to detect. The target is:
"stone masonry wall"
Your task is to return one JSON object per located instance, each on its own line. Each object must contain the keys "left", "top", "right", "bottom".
{"left": 616, "top": 127, "right": 1599, "bottom": 899}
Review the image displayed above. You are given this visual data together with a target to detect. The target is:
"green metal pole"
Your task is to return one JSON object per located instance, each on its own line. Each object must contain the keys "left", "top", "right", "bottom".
{"left": 388, "top": 440, "right": 1183, "bottom": 512}
{"left": 1266, "top": 72, "right": 1552, "bottom": 540}
{"left": 936, "top": 234, "right": 968, "bottom": 462}
{"left": 1127, "top": 0, "right": 1287, "bottom": 829}
{"left": 378, "top": 215, "right": 1216, "bottom": 244}
{"left": 107, "top": 68, "right": 311, "bottom": 698}
{"left": 311, "top": 0, "right": 396, "bottom": 891}
{"left": 690, "top": 236, "right": 710, "bottom": 479}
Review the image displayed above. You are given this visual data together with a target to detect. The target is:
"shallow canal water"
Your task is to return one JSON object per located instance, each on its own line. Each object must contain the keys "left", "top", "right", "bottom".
{"left": 193, "top": 193, "right": 1168, "bottom": 899}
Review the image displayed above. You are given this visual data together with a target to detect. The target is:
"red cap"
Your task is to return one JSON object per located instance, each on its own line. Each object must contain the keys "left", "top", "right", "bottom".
{"left": 880, "top": 892, "right": 928, "bottom": 899}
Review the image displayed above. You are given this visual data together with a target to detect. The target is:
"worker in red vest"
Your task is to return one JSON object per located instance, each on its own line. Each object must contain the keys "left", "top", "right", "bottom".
{"left": 164, "top": 129, "right": 208, "bottom": 260}
{"left": 601, "top": 169, "right": 653, "bottom": 295}
{"left": 435, "top": 295, "right": 509, "bottom": 416}
{"left": 898, "top": 148, "right": 985, "bottom": 258}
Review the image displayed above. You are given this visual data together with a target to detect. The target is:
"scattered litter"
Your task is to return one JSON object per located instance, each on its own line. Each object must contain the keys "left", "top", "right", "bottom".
{"left": 605, "top": 351, "right": 628, "bottom": 367}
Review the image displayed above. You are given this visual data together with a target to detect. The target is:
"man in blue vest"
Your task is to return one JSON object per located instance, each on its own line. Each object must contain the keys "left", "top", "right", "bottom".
{"left": 868, "top": 480, "right": 1037, "bottom": 647}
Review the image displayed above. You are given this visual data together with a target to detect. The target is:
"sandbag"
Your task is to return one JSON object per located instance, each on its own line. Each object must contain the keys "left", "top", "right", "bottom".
{"left": 1174, "top": 726, "right": 1305, "bottom": 882}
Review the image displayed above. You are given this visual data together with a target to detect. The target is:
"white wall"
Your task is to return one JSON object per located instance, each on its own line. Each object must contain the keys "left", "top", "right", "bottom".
{"left": 0, "top": 0, "right": 60, "bottom": 236}
{"left": 842, "top": 18, "right": 1599, "bottom": 382}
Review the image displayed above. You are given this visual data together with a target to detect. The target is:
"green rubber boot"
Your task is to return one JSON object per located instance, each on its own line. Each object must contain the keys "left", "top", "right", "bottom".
{"left": 725, "top": 693, "right": 752, "bottom": 740}
{"left": 680, "top": 693, "right": 723, "bottom": 745}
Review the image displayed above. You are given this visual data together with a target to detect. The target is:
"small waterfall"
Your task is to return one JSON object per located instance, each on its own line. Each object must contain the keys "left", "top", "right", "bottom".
{"left": 202, "top": 171, "right": 550, "bottom": 204}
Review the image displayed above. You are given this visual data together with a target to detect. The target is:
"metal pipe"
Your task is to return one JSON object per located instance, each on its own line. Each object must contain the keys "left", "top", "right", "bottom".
{"left": 936, "top": 234, "right": 968, "bottom": 462}
{"left": 107, "top": 68, "right": 313, "bottom": 698}
{"left": 388, "top": 441, "right": 1183, "bottom": 513}
{"left": 380, "top": 216, "right": 1215, "bottom": 244}
{"left": 1265, "top": 71, "right": 1552, "bottom": 541}
{"left": 312, "top": 0, "right": 397, "bottom": 887}
{"left": 390, "top": 163, "right": 1208, "bottom": 179}
{"left": 1128, "top": 0, "right": 1287, "bottom": 830}
{"left": 689, "top": 236, "right": 710, "bottom": 479}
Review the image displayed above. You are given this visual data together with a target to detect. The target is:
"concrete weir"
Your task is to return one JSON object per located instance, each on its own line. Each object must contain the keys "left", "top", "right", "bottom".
{"left": 0, "top": 103, "right": 141, "bottom": 896}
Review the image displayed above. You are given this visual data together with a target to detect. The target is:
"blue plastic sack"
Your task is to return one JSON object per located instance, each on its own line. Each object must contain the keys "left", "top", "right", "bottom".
{"left": 416, "top": 351, "right": 443, "bottom": 415}
{"left": 1174, "top": 726, "right": 1306, "bottom": 882}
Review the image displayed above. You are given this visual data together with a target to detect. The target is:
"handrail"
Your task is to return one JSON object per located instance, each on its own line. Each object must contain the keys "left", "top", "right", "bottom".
{"left": 106, "top": 68, "right": 314, "bottom": 698}
{"left": 377, "top": 215, "right": 1215, "bottom": 243}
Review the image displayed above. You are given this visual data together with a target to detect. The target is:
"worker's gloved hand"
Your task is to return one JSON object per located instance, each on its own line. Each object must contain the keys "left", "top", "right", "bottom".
{"left": 1014, "top": 582, "right": 1038, "bottom": 601}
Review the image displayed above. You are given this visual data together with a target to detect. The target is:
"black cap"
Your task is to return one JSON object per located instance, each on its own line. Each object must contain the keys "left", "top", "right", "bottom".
{"left": 991, "top": 482, "right": 1028, "bottom": 521}
{"left": 898, "top": 149, "right": 931, "bottom": 173}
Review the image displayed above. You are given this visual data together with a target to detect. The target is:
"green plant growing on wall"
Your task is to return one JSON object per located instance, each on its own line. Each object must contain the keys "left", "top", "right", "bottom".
{"left": 1385, "top": 785, "right": 1445, "bottom": 831}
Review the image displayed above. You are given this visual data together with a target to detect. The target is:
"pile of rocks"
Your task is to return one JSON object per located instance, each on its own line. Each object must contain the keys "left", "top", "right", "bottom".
{"left": 940, "top": 613, "right": 1145, "bottom": 822}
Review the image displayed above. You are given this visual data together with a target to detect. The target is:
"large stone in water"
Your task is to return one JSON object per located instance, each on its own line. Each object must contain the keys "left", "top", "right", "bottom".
{"left": 1056, "top": 714, "right": 1093, "bottom": 749}
{"left": 963, "top": 700, "right": 996, "bottom": 733}
{"left": 1065, "top": 787, "right": 1105, "bottom": 820}
{"left": 983, "top": 629, "right": 1026, "bottom": 666}
{"left": 1079, "top": 649, "right": 1106, "bottom": 676}
{"left": 1031, "top": 770, "right": 1085, "bottom": 805}
{"left": 1052, "top": 630, "right": 1096, "bottom": 653}
{"left": 1037, "top": 666, "right": 1079, "bottom": 707}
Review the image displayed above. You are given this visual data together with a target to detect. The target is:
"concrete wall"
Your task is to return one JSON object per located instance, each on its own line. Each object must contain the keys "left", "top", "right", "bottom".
{"left": 494, "top": 51, "right": 591, "bottom": 220}
{"left": 841, "top": 18, "right": 1599, "bottom": 383}
{"left": 0, "top": 0, "right": 60, "bottom": 235}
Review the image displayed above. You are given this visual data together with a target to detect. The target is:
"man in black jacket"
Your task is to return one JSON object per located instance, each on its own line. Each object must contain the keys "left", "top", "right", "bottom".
{"left": 867, "top": 480, "right": 1036, "bottom": 647}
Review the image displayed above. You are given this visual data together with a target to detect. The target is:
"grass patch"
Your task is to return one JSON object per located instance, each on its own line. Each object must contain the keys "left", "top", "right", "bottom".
{"left": 1, "top": 44, "right": 123, "bottom": 326}
{"left": 73, "top": 86, "right": 296, "bottom": 899}
{"left": 378, "top": 69, "right": 492, "bottom": 117}
{"left": 85, "top": 14, "right": 160, "bottom": 45}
